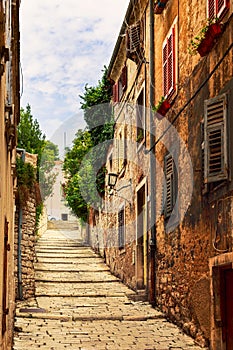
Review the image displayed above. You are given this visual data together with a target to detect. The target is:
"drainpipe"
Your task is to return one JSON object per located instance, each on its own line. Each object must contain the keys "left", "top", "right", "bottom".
{"left": 17, "top": 148, "right": 25, "bottom": 300}
{"left": 149, "top": 0, "right": 156, "bottom": 307}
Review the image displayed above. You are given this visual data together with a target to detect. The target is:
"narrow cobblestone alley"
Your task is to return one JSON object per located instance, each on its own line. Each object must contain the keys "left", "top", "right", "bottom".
{"left": 13, "top": 228, "right": 207, "bottom": 350}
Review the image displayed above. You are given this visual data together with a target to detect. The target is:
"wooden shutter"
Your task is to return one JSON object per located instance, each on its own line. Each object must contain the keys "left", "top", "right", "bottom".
{"left": 164, "top": 154, "right": 177, "bottom": 218}
{"left": 208, "top": 0, "right": 216, "bottom": 19}
{"left": 2, "top": 218, "right": 9, "bottom": 335}
{"left": 204, "top": 93, "right": 228, "bottom": 183}
{"left": 207, "top": 0, "right": 229, "bottom": 19}
{"left": 112, "top": 83, "right": 119, "bottom": 103}
{"left": 163, "top": 27, "right": 176, "bottom": 98}
{"left": 126, "top": 21, "right": 143, "bottom": 62}
{"left": 118, "top": 208, "right": 125, "bottom": 248}
{"left": 118, "top": 127, "right": 126, "bottom": 171}
{"left": 127, "top": 22, "right": 141, "bottom": 52}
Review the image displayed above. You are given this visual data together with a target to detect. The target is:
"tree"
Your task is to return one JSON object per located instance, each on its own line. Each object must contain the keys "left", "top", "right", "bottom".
{"left": 17, "top": 104, "right": 59, "bottom": 201}
{"left": 63, "top": 130, "right": 93, "bottom": 221}
{"left": 64, "top": 67, "right": 113, "bottom": 221}
{"left": 17, "top": 104, "right": 46, "bottom": 166}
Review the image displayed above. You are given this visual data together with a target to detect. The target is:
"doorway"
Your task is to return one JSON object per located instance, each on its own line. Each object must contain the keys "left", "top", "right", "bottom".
{"left": 222, "top": 268, "right": 233, "bottom": 349}
{"left": 136, "top": 180, "right": 148, "bottom": 290}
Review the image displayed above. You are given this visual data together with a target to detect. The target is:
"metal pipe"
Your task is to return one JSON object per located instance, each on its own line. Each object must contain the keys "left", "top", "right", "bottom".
{"left": 149, "top": 0, "right": 156, "bottom": 307}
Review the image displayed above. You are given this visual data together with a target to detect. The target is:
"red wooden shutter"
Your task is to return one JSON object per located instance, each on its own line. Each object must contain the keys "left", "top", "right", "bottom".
{"left": 208, "top": 0, "right": 215, "bottom": 19}
{"left": 216, "top": 0, "right": 229, "bottom": 19}
{"left": 113, "top": 83, "right": 119, "bottom": 103}
{"left": 208, "top": 0, "right": 229, "bottom": 19}
{"left": 163, "top": 27, "right": 175, "bottom": 98}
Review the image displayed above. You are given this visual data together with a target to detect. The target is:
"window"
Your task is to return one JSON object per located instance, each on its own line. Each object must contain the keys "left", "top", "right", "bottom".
{"left": 204, "top": 93, "right": 228, "bottom": 184}
{"left": 112, "top": 66, "right": 127, "bottom": 103}
{"left": 163, "top": 23, "right": 176, "bottom": 98}
{"left": 164, "top": 153, "right": 178, "bottom": 218}
{"left": 126, "top": 21, "right": 144, "bottom": 63}
{"left": 207, "top": 0, "right": 229, "bottom": 20}
{"left": 136, "top": 88, "right": 145, "bottom": 144}
{"left": 118, "top": 207, "right": 125, "bottom": 249}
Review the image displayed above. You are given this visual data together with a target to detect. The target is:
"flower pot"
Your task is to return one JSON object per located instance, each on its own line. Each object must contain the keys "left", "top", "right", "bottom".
{"left": 197, "top": 23, "right": 222, "bottom": 57}
{"left": 154, "top": 0, "right": 168, "bottom": 14}
{"left": 156, "top": 100, "right": 171, "bottom": 118}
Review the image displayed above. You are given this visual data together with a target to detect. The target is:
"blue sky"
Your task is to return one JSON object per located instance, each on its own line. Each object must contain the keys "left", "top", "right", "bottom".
{"left": 20, "top": 0, "right": 129, "bottom": 151}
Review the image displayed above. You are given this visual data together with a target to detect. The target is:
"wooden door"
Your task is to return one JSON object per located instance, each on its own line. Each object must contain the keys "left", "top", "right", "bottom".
{"left": 2, "top": 218, "right": 9, "bottom": 336}
{"left": 224, "top": 269, "right": 233, "bottom": 349}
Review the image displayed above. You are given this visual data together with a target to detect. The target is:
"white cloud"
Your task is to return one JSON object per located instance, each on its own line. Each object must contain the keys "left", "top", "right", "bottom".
{"left": 20, "top": 0, "right": 129, "bottom": 143}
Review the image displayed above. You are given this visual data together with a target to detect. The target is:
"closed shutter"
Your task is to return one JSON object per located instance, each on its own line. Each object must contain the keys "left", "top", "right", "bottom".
{"left": 2, "top": 218, "right": 9, "bottom": 335}
{"left": 165, "top": 154, "right": 174, "bottom": 217}
{"left": 204, "top": 93, "right": 228, "bottom": 183}
{"left": 113, "top": 83, "right": 119, "bottom": 103}
{"left": 163, "top": 27, "right": 176, "bottom": 98}
{"left": 118, "top": 208, "right": 125, "bottom": 248}
{"left": 207, "top": 0, "right": 229, "bottom": 19}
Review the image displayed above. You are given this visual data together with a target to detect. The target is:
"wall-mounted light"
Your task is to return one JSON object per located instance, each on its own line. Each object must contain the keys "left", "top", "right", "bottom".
{"left": 107, "top": 173, "right": 118, "bottom": 189}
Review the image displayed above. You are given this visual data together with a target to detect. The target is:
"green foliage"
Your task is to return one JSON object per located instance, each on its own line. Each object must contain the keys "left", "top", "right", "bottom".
{"left": 18, "top": 104, "right": 46, "bottom": 166}
{"left": 63, "top": 129, "right": 93, "bottom": 222}
{"left": 188, "top": 17, "right": 220, "bottom": 55}
{"left": 17, "top": 104, "right": 59, "bottom": 200}
{"left": 64, "top": 67, "right": 113, "bottom": 221}
{"left": 152, "top": 96, "right": 165, "bottom": 111}
{"left": 80, "top": 66, "right": 114, "bottom": 146}
{"left": 36, "top": 202, "right": 44, "bottom": 233}
{"left": 16, "top": 157, "right": 36, "bottom": 188}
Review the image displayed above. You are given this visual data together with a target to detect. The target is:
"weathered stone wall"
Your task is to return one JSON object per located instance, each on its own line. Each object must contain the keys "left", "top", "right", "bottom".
{"left": 14, "top": 167, "right": 37, "bottom": 301}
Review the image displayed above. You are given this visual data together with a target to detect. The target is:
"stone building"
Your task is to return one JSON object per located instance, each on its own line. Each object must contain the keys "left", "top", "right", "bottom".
{"left": 45, "top": 160, "right": 77, "bottom": 222}
{"left": 0, "top": 0, "right": 20, "bottom": 349}
{"left": 90, "top": 0, "right": 233, "bottom": 349}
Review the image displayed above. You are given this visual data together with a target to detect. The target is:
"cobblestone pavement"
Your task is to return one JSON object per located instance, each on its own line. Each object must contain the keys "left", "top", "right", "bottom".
{"left": 13, "top": 228, "right": 207, "bottom": 350}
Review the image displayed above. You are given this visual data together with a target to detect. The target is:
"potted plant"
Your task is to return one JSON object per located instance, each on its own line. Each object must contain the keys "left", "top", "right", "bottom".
{"left": 188, "top": 18, "right": 222, "bottom": 57}
{"left": 153, "top": 97, "right": 171, "bottom": 118}
{"left": 154, "top": 0, "right": 168, "bottom": 14}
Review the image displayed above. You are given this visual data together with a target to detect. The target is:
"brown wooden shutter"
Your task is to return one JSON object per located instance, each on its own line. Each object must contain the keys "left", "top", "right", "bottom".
{"left": 164, "top": 154, "right": 174, "bottom": 217}
{"left": 118, "top": 208, "right": 125, "bottom": 248}
{"left": 204, "top": 93, "right": 228, "bottom": 183}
